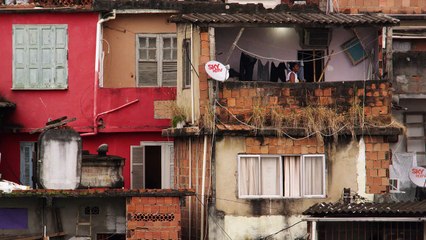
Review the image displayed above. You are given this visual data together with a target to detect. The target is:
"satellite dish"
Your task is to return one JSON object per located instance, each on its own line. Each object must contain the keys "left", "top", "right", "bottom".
{"left": 205, "top": 61, "right": 229, "bottom": 82}
{"left": 409, "top": 166, "right": 426, "bottom": 187}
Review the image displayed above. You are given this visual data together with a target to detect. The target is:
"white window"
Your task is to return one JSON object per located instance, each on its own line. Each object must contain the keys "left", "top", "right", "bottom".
{"left": 20, "top": 142, "right": 35, "bottom": 187}
{"left": 13, "top": 25, "right": 68, "bottom": 89}
{"left": 389, "top": 178, "right": 400, "bottom": 193}
{"left": 238, "top": 154, "right": 326, "bottom": 198}
{"left": 131, "top": 142, "right": 174, "bottom": 189}
{"left": 137, "top": 34, "right": 177, "bottom": 87}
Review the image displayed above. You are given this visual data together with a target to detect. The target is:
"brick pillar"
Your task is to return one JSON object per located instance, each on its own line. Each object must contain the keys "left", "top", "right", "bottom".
{"left": 365, "top": 136, "right": 390, "bottom": 194}
{"left": 126, "top": 196, "right": 181, "bottom": 240}
{"left": 199, "top": 31, "right": 210, "bottom": 117}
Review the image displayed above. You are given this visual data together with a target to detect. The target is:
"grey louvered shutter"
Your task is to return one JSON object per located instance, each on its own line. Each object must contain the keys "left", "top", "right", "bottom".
{"left": 13, "top": 25, "right": 68, "bottom": 89}
{"left": 53, "top": 25, "right": 68, "bottom": 88}
{"left": 13, "top": 26, "right": 29, "bottom": 89}
{"left": 162, "top": 62, "right": 177, "bottom": 86}
{"left": 40, "top": 26, "right": 53, "bottom": 88}
{"left": 20, "top": 142, "right": 34, "bottom": 186}
{"left": 131, "top": 146, "right": 144, "bottom": 189}
{"left": 138, "top": 62, "right": 158, "bottom": 86}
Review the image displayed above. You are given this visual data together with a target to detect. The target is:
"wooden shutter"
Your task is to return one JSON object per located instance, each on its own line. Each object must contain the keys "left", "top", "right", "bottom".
{"left": 20, "top": 142, "right": 34, "bottom": 186}
{"left": 131, "top": 146, "right": 144, "bottom": 189}
{"left": 13, "top": 26, "right": 28, "bottom": 89}
{"left": 138, "top": 62, "right": 158, "bottom": 86}
{"left": 162, "top": 62, "right": 177, "bottom": 86}
{"left": 13, "top": 25, "right": 68, "bottom": 89}
{"left": 53, "top": 25, "right": 68, "bottom": 88}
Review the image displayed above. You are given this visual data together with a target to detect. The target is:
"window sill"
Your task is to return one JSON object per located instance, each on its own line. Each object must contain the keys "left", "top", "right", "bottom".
{"left": 238, "top": 195, "right": 327, "bottom": 200}
{"left": 12, "top": 87, "right": 68, "bottom": 91}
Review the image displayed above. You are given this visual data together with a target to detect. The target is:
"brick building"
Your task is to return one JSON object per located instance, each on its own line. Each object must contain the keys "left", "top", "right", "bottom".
{"left": 164, "top": 3, "right": 402, "bottom": 239}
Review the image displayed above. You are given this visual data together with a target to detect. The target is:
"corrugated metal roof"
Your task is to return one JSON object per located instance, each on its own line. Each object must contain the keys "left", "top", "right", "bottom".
{"left": 170, "top": 12, "right": 399, "bottom": 26}
{"left": 304, "top": 201, "right": 426, "bottom": 217}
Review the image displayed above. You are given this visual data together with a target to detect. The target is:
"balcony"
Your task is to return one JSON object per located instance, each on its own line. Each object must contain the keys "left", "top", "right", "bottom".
{"left": 212, "top": 80, "right": 400, "bottom": 137}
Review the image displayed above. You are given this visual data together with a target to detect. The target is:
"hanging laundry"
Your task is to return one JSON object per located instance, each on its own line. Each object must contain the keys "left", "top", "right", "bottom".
{"left": 270, "top": 62, "right": 286, "bottom": 82}
{"left": 239, "top": 52, "right": 257, "bottom": 81}
{"left": 257, "top": 60, "right": 270, "bottom": 82}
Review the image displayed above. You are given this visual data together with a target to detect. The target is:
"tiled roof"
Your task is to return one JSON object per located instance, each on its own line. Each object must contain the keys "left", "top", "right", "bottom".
{"left": 170, "top": 12, "right": 399, "bottom": 26}
{"left": 304, "top": 201, "right": 426, "bottom": 217}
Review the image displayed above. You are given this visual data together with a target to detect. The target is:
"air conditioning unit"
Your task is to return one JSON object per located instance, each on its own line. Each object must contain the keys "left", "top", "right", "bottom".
{"left": 301, "top": 28, "right": 331, "bottom": 48}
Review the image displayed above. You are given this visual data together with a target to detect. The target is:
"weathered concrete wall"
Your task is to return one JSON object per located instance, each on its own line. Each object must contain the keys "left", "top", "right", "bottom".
{"left": 393, "top": 52, "right": 426, "bottom": 95}
{"left": 176, "top": 24, "right": 201, "bottom": 124}
{"left": 0, "top": 197, "right": 126, "bottom": 240}
{"left": 210, "top": 135, "right": 362, "bottom": 239}
{"left": 0, "top": 198, "right": 43, "bottom": 237}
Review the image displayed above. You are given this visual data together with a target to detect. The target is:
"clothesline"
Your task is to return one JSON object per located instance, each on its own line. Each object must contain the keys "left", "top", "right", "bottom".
{"left": 231, "top": 33, "right": 378, "bottom": 63}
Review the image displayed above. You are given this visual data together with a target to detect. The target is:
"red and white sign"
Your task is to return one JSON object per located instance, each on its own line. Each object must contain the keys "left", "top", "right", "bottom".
{"left": 205, "top": 61, "right": 229, "bottom": 82}
{"left": 409, "top": 166, "right": 426, "bottom": 187}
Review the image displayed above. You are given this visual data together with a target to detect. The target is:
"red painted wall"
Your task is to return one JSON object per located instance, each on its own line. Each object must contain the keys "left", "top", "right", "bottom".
{"left": 0, "top": 13, "right": 97, "bottom": 132}
{"left": 0, "top": 132, "right": 171, "bottom": 189}
{"left": 0, "top": 12, "right": 176, "bottom": 189}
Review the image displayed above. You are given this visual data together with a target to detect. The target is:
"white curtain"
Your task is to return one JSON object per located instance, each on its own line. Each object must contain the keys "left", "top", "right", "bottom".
{"left": 260, "top": 157, "right": 281, "bottom": 196}
{"left": 240, "top": 157, "right": 260, "bottom": 196}
{"left": 284, "top": 156, "right": 301, "bottom": 197}
{"left": 304, "top": 156, "right": 324, "bottom": 196}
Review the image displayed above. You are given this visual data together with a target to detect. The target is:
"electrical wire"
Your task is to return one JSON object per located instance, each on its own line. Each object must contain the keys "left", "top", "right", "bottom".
{"left": 194, "top": 194, "right": 233, "bottom": 240}
{"left": 233, "top": 32, "right": 378, "bottom": 63}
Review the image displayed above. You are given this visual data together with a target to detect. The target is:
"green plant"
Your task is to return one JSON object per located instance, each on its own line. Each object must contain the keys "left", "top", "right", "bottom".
{"left": 170, "top": 103, "right": 187, "bottom": 128}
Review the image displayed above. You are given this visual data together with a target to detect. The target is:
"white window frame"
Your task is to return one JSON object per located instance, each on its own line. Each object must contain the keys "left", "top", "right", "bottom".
{"left": 136, "top": 34, "right": 177, "bottom": 87}
{"left": 389, "top": 178, "right": 400, "bottom": 193}
{"left": 12, "top": 24, "right": 68, "bottom": 90}
{"left": 130, "top": 141, "right": 174, "bottom": 189}
{"left": 238, "top": 154, "right": 326, "bottom": 199}
{"left": 238, "top": 154, "right": 283, "bottom": 199}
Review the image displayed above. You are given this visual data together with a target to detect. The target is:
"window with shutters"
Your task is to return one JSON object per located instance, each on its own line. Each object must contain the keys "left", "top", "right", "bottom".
{"left": 137, "top": 34, "right": 177, "bottom": 87}
{"left": 238, "top": 154, "right": 326, "bottom": 199}
{"left": 182, "top": 38, "right": 191, "bottom": 89}
{"left": 13, "top": 25, "right": 68, "bottom": 89}
{"left": 20, "top": 142, "right": 35, "bottom": 187}
{"left": 130, "top": 142, "right": 174, "bottom": 189}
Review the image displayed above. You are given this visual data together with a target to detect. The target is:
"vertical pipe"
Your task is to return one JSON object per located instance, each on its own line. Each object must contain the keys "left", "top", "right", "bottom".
{"left": 312, "top": 221, "right": 317, "bottom": 240}
{"left": 200, "top": 135, "right": 208, "bottom": 240}
{"left": 385, "top": 27, "right": 393, "bottom": 81}
{"left": 189, "top": 138, "right": 192, "bottom": 240}
{"left": 190, "top": 24, "right": 195, "bottom": 125}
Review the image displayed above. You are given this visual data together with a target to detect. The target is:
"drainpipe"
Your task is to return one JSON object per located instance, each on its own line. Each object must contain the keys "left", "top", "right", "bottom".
{"left": 190, "top": 24, "right": 195, "bottom": 125}
{"left": 188, "top": 138, "right": 192, "bottom": 240}
{"left": 311, "top": 221, "right": 317, "bottom": 240}
{"left": 81, "top": 10, "right": 116, "bottom": 137}
{"left": 200, "top": 135, "right": 208, "bottom": 240}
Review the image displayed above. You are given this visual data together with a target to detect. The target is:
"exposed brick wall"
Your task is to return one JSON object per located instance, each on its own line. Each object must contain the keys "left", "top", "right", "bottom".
{"left": 199, "top": 31, "right": 210, "bottom": 118}
{"left": 154, "top": 100, "right": 175, "bottom": 119}
{"left": 245, "top": 136, "right": 325, "bottom": 154}
{"left": 336, "top": 0, "right": 426, "bottom": 13}
{"left": 174, "top": 137, "right": 211, "bottom": 240}
{"left": 126, "top": 197, "right": 182, "bottom": 240}
{"left": 218, "top": 80, "right": 392, "bottom": 126}
{"left": 365, "top": 136, "right": 390, "bottom": 194}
